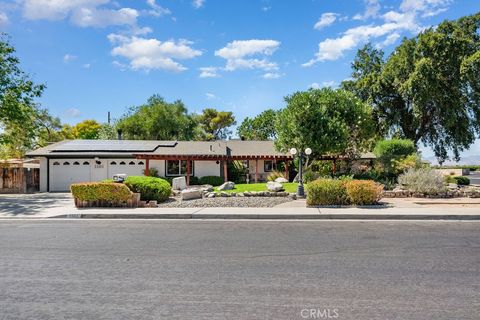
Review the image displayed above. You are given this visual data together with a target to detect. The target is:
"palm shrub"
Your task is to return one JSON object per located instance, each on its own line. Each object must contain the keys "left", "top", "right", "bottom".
{"left": 124, "top": 176, "right": 171, "bottom": 202}
{"left": 267, "top": 171, "right": 287, "bottom": 182}
{"left": 398, "top": 168, "right": 446, "bottom": 195}
{"left": 345, "top": 180, "right": 383, "bottom": 205}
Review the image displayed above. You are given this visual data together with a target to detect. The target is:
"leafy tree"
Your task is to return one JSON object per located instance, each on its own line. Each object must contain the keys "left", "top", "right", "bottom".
{"left": 117, "top": 95, "right": 198, "bottom": 140}
{"left": 275, "top": 88, "right": 377, "bottom": 158}
{"left": 196, "top": 108, "right": 236, "bottom": 140}
{"left": 343, "top": 13, "right": 480, "bottom": 162}
{"left": 237, "top": 109, "right": 278, "bottom": 140}
{"left": 97, "top": 123, "right": 118, "bottom": 140}
{"left": 0, "top": 33, "right": 46, "bottom": 157}
{"left": 373, "top": 139, "right": 417, "bottom": 174}
{"left": 74, "top": 120, "right": 101, "bottom": 139}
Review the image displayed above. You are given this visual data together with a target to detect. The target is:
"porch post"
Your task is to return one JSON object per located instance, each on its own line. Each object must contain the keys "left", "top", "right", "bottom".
{"left": 186, "top": 159, "right": 191, "bottom": 186}
{"left": 285, "top": 160, "right": 289, "bottom": 181}
{"left": 332, "top": 159, "right": 337, "bottom": 174}
{"left": 223, "top": 160, "right": 228, "bottom": 182}
{"left": 145, "top": 158, "right": 150, "bottom": 176}
{"left": 255, "top": 159, "right": 259, "bottom": 183}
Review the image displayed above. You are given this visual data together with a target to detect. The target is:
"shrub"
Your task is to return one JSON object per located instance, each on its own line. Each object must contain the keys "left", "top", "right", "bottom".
{"left": 345, "top": 180, "right": 383, "bottom": 205}
{"left": 142, "top": 167, "right": 159, "bottom": 177}
{"left": 454, "top": 176, "right": 470, "bottom": 185}
{"left": 71, "top": 183, "right": 132, "bottom": 202}
{"left": 302, "top": 169, "right": 320, "bottom": 183}
{"left": 189, "top": 176, "right": 201, "bottom": 185}
{"left": 306, "top": 179, "right": 349, "bottom": 206}
{"left": 124, "top": 176, "right": 171, "bottom": 202}
{"left": 199, "top": 175, "right": 224, "bottom": 186}
{"left": 374, "top": 139, "right": 417, "bottom": 174}
{"left": 267, "top": 171, "right": 287, "bottom": 182}
{"left": 398, "top": 168, "right": 446, "bottom": 195}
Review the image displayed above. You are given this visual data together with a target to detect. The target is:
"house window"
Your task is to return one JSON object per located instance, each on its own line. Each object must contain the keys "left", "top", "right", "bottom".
{"left": 129, "top": 161, "right": 136, "bottom": 165}
{"left": 110, "top": 161, "right": 117, "bottom": 165}
{"left": 119, "top": 161, "right": 126, "bottom": 165}
{"left": 264, "top": 160, "right": 274, "bottom": 172}
{"left": 53, "top": 161, "right": 60, "bottom": 166}
{"left": 166, "top": 160, "right": 194, "bottom": 176}
{"left": 63, "top": 161, "right": 70, "bottom": 165}
{"left": 83, "top": 161, "right": 90, "bottom": 165}
{"left": 73, "top": 161, "right": 80, "bottom": 165}
{"left": 138, "top": 161, "right": 144, "bottom": 165}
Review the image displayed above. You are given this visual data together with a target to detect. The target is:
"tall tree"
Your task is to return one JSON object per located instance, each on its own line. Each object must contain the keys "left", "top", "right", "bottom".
{"left": 117, "top": 95, "right": 197, "bottom": 140}
{"left": 75, "top": 120, "right": 102, "bottom": 139}
{"left": 275, "top": 88, "right": 377, "bottom": 158}
{"left": 196, "top": 108, "right": 236, "bottom": 140}
{"left": 0, "top": 33, "right": 46, "bottom": 158}
{"left": 237, "top": 109, "right": 278, "bottom": 140}
{"left": 343, "top": 13, "right": 480, "bottom": 162}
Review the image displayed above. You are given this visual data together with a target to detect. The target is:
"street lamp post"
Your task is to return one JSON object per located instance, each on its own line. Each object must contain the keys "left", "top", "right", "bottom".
{"left": 290, "top": 147, "right": 312, "bottom": 197}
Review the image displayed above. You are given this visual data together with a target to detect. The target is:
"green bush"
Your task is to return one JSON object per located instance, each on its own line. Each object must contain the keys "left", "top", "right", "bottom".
{"left": 454, "top": 176, "right": 470, "bottom": 185}
{"left": 398, "top": 168, "right": 446, "bottom": 195}
{"left": 189, "top": 176, "right": 201, "bottom": 185}
{"left": 306, "top": 179, "right": 349, "bottom": 206}
{"left": 199, "top": 175, "right": 224, "bottom": 186}
{"left": 124, "top": 176, "right": 171, "bottom": 202}
{"left": 302, "top": 169, "right": 320, "bottom": 183}
{"left": 71, "top": 183, "right": 132, "bottom": 202}
{"left": 142, "top": 167, "right": 159, "bottom": 177}
{"left": 374, "top": 139, "right": 417, "bottom": 174}
{"left": 345, "top": 180, "right": 383, "bottom": 205}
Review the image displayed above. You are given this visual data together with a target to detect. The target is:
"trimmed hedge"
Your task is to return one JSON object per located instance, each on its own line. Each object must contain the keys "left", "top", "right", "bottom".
{"left": 306, "top": 178, "right": 383, "bottom": 206}
{"left": 306, "top": 179, "right": 349, "bottom": 206}
{"left": 345, "top": 180, "right": 383, "bottom": 205}
{"left": 124, "top": 176, "right": 171, "bottom": 202}
{"left": 454, "top": 176, "right": 470, "bottom": 185}
{"left": 199, "top": 175, "right": 224, "bottom": 186}
{"left": 71, "top": 183, "right": 132, "bottom": 202}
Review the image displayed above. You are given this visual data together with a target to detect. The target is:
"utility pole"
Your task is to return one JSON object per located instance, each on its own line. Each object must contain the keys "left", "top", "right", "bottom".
{"left": 107, "top": 112, "right": 111, "bottom": 125}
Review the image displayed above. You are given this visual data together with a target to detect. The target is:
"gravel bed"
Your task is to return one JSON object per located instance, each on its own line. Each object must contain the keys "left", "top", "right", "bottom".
{"left": 158, "top": 196, "right": 293, "bottom": 208}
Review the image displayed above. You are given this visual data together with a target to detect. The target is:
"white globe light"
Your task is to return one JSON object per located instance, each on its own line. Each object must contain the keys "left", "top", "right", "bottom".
{"left": 305, "top": 148, "right": 312, "bottom": 155}
{"left": 289, "top": 148, "right": 297, "bottom": 155}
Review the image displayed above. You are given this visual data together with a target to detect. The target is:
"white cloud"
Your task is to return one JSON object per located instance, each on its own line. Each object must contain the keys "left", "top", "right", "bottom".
{"left": 108, "top": 34, "right": 202, "bottom": 72}
{"left": 215, "top": 39, "right": 280, "bottom": 72}
{"left": 192, "top": 0, "right": 205, "bottom": 9}
{"left": 205, "top": 92, "right": 217, "bottom": 100}
{"left": 353, "top": 0, "right": 381, "bottom": 20}
{"left": 314, "top": 13, "right": 337, "bottom": 30}
{"left": 263, "top": 72, "right": 282, "bottom": 79}
{"left": 262, "top": 6, "right": 271, "bottom": 12}
{"left": 63, "top": 54, "right": 77, "bottom": 62}
{"left": 146, "top": 0, "right": 171, "bottom": 17}
{"left": 70, "top": 7, "right": 138, "bottom": 27}
{"left": 310, "top": 82, "right": 321, "bottom": 89}
{"left": 83, "top": 63, "right": 91, "bottom": 68}
{"left": 22, "top": 0, "right": 109, "bottom": 20}
{"left": 0, "top": 12, "right": 8, "bottom": 26}
{"left": 309, "top": 81, "right": 336, "bottom": 89}
{"left": 64, "top": 108, "right": 81, "bottom": 118}
{"left": 304, "top": 0, "right": 450, "bottom": 66}
{"left": 199, "top": 67, "right": 220, "bottom": 78}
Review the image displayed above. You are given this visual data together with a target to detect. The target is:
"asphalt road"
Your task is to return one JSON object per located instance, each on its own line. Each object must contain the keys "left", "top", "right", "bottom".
{"left": 0, "top": 220, "right": 478, "bottom": 320}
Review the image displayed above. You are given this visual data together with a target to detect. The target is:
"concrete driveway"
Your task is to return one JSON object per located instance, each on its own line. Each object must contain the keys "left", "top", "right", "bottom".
{"left": 0, "top": 193, "right": 73, "bottom": 217}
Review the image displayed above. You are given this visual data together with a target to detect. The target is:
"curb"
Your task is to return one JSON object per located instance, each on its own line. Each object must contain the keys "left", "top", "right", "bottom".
{"left": 49, "top": 213, "right": 480, "bottom": 220}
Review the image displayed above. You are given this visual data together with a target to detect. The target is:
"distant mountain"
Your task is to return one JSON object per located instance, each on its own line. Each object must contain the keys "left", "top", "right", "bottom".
{"left": 425, "top": 155, "right": 480, "bottom": 166}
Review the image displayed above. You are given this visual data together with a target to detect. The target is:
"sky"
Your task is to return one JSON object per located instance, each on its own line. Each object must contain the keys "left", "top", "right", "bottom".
{"left": 0, "top": 0, "right": 479, "bottom": 160}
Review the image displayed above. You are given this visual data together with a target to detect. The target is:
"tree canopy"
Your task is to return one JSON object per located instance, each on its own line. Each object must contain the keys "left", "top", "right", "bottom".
{"left": 196, "top": 108, "right": 236, "bottom": 140}
{"left": 237, "top": 109, "right": 278, "bottom": 140}
{"left": 342, "top": 13, "right": 480, "bottom": 162}
{"left": 275, "top": 88, "right": 377, "bottom": 158}
{"left": 116, "top": 95, "right": 198, "bottom": 140}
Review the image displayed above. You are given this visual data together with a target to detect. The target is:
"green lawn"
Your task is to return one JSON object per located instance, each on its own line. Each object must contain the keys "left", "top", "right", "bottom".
{"left": 214, "top": 182, "right": 298, "bottom": 193}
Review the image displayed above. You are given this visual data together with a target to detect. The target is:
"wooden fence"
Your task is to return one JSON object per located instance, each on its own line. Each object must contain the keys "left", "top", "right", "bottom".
{"left": 0, "top": 167, "right": 39, "bottom": 194}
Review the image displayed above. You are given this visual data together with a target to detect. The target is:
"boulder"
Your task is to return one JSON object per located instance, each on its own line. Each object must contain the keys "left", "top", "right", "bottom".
{"left": 180, "top": 189, "right": 202, "bottom": 201}
{"left": 218, "top": 181, "right": 235, "bottom": 191}
{"left": 275, "top": 177, "right": 289, "bottom": 183}
{"left": 172, "top": 177, "right": 187, "bottom": 190}
{"left": 267, "top": 181, "right": 284, "bottom": 192}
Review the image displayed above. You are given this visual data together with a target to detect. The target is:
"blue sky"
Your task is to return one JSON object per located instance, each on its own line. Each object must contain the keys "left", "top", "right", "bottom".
{"left": 0, "top": 0, "right": 479, "bottom": 159}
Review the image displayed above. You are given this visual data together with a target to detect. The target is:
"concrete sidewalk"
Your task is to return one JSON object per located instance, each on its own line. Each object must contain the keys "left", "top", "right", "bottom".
{"left": 1, "top": 193, "right": 479, "bottom": 220}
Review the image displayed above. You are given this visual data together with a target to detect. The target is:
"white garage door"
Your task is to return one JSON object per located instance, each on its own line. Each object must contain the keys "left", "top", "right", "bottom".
{"left": 107, "top": 159, "right": 145, "bottom": 179}
{"left": 50, "top": 159, "right": 91, "bottom": 192}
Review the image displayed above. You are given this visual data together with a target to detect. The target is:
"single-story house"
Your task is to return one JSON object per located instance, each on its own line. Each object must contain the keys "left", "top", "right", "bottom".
{"left": 26, "top": 140, "right": 293, "bottom": 192}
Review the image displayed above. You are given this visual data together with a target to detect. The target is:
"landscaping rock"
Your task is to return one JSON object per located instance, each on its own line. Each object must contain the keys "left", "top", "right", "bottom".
{"left": 275, "top": 177, "right": 289, "bottom": 183}
{"left": 172, "top": 177, "right": 187, "bottom": 190}
{"left": 267, "top": 181, "right": 284, "bottom": 192}
{"left": 220, "top": 191, "right": 230, "bottom": 197}
{"left": 180, "top": 189, "right": 202, "bottom": 201}
{"left": 218, "top": 181, "right": 235, "bottom": 191}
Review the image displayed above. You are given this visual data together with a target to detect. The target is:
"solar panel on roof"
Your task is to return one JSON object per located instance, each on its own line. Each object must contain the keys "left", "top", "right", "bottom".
{"left": 51, "top": 140, "right": 177, "bottom": 152}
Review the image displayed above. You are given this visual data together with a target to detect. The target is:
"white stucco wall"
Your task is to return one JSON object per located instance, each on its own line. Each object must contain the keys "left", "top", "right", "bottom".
{"left": 194, "top": 161, "right": 221, "bottom": 177}
{"left": 39, "top": 157, "right": 48, "bottom": 192}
